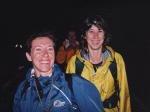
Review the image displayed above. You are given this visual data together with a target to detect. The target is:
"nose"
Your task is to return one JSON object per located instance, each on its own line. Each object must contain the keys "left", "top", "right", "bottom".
{"left": 93, "top": 32, "right": 99, "bottom": 39}
{"left": 42, "top": 50, "right": 49, "bottom": 57}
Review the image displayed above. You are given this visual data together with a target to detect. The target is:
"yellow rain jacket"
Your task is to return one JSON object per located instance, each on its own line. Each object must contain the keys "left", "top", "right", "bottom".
{"left": 66, "top": 46, "right": 131, "bottom": 112}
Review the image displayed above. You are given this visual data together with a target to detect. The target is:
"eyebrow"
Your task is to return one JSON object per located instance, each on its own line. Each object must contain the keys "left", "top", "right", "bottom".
{"left": 32, "top": 44, "right": 54, "bottom": 48}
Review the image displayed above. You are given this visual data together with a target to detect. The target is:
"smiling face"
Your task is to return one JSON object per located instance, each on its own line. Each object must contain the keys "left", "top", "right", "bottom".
{"left": 85, "top": 25, "right": 105, "bottom": 51}
{"left": 26, "top": 37, "right": 55, "bottom": 77}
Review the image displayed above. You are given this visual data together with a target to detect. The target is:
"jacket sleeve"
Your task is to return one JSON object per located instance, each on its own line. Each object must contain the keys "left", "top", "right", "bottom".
{"left": 13, "top": 81, "right": 24, "bottom": 112}
{"left": 116, "top": 53, "right": 131, "bottom": 112}
{"left": 72, "top": 75, "right": 104, "bottom": 112}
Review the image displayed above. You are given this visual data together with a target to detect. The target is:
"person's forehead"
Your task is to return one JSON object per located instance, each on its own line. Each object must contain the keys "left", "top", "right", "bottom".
{"left": 32, "top": 37, "right": 54, "bottom": 46}
{"left": 89, "top": 25, "right": 102, "bottom": 30}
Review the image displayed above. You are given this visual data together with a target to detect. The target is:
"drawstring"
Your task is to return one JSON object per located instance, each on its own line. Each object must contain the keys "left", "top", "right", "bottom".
{"left": 34, "top": 77, "right": 43, "bottom": 105}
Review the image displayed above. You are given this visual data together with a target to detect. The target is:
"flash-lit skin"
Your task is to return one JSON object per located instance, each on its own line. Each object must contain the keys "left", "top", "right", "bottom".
{"left": 26, "top": 37, "right": 55, "bottom": 77}
{"left": 85, "top": 25, "right": 105, "bottom": 64}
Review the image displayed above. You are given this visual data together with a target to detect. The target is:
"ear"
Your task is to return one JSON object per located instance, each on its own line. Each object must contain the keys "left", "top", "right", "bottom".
{"left": 26, "top": 52, "right": 32, "bottom": 61}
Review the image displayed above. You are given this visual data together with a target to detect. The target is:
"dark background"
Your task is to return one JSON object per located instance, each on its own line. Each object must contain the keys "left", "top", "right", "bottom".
{"left": 0, "top": 1, "right": 150, "bottom": 112}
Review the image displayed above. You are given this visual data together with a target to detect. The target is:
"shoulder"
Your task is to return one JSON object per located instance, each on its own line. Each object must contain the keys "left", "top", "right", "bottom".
{"left": 65, "top": 74, "right": 97, "bottom": 89}
{"left": 67, "top": 50, "right": 83, "bottom": 63}
{"left": 71, "top": 74, "right": 98, "bottom": 92}
{"left": 114, "top": 51, "right": 125, "bottom": 64}
{"left": 67, "top": 55, "right": 77, "bottom": 65}
{"left": 71, "top": 74, "right": 89, "bottom": 84}
{"left": 115, "top": 51, "right": 124, "bottom": 59}
{"left": 17, "top": 80, "right": 28, "bottom": 89}
{"left": 15, "top": 80, "right": 28, "bottom": 94}
{"left": 106, "top": 46, "right": 125, "bottom": 62}
{"left": 106, "top": 46, "right": 126, "bottom": 67}
{"left": 13, "top": 80, "right": 28, "bottom": 102}
{"left": 69, "top": 74, "right": 103, "bottom": 112}
{"left": 69, "top": 55, "right": 77, "bottom": 61}
{"left": 70, "top": 74, "right": 101, "bottom": 98}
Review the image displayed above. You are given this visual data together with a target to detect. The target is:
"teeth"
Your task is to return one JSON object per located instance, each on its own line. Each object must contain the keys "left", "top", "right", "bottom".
{"left": 41, "top": 61, "right": 49, "bottom": 63}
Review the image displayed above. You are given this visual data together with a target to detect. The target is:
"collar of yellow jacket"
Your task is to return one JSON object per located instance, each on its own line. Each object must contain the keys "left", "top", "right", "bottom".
{"left": 76, "top": 46, "right": 115, "bottom": 64}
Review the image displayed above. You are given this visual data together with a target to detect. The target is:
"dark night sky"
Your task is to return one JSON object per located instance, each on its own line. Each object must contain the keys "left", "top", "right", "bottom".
{"left": 0, "top": 1, "right": 150, "bottom": 111}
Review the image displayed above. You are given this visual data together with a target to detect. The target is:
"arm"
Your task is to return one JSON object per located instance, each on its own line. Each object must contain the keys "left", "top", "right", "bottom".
{"left": 72, "top": 75, "right": 104, "bottom": 112}
{"left": 116, "top": 53, "right": 131, "bottom": 112}
{"left": 13, "top": 81, "right": 25, "bottom": 112}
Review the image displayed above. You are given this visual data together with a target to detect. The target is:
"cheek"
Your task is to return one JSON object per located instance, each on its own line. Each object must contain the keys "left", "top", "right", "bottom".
{"left": 101, "top": 36, "right": 105, "bottom": 40}
{"left": 32, "top": 53, "right": 40, "bottom": 59}
{"left": 49, "top": 52, "right": 55, "bottom": 61}
{"left": 32, "top": 55, "right": 40, "bottom": 63}
{"left": 30, "top": 53, "right": 43, "bottom": 63}
{"left": 50, "top": 51, "right": 55, "bottom": 57}
{"left": 51, "top": 55, "right": 55, "bottom": 61}
{"left": 102, "top": 34, "right": 105, "bottom": 39}
{"left": 101, "top": 39, "right": 104, "bottom": 44}
{"left": 50, "top": 55, "right": 55, "bottom": 66}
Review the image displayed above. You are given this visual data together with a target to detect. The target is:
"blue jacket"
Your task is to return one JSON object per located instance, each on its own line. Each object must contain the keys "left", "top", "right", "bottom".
{"left": 13, "top": 64, "right": 104, "bottom": 112}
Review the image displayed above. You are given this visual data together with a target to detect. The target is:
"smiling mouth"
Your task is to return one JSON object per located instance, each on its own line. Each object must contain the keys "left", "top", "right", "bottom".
{"left": 40, "top": 61, "right": 50, "bottom": 64}
{"left": 92, "top": 40, "right": 101, "bottom": 43}
{"left": 92, "top": 41, "right": 100, "bottom": 44}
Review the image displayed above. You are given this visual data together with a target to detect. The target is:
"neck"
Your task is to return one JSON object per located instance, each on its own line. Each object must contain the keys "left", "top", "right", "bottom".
{"left": 89, "top": 48, "right": 103, "bottom": 64}
{"left": 34, "top": 69, "right": 53, "bottom": 77}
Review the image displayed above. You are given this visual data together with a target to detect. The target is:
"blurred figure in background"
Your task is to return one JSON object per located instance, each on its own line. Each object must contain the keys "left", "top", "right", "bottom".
{"left": 56, "top": 29, "right": 79, "bottom": 71}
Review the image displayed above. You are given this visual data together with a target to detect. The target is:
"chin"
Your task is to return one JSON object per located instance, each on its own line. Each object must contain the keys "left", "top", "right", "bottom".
{"left": 40, "top": 74, "right": 51, "bottom": 77}
{"left": 91, "top": 47, "right": 101, "bottom": 50}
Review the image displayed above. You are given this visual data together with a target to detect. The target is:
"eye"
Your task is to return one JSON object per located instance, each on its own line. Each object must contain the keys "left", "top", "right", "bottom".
{"left": 35, "top": 47, "right": 42, "bottom": 51}
{"left": 98, "top": 29, "right": 103, "bottom": 33}
{"left": 88, "top": 30, "right": 94, "bottom": 33}
{"left": 48, "top": 47, "right": 54, "bottom": 51}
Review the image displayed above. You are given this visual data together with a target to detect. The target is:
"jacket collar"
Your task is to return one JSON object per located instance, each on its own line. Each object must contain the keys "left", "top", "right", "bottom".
{"left": 25, "top": 64, "right": 65, "bottom": 84}
{"left": 76, "top": 46, "right": 115, "bottom": 63}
